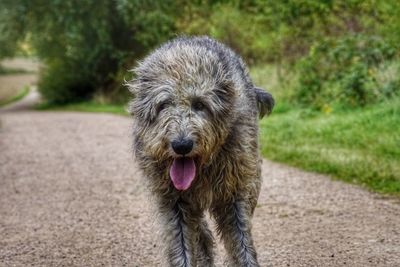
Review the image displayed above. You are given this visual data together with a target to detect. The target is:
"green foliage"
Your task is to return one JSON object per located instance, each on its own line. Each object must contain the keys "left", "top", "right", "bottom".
{"left": 376, "top": 0, "right": 400, "bottom": 49}
{"left": 1, "top": 0, "right": 178, "bottom": 104}
{"left": 0, "top": 3, "right": 22, "bottom": 59}
{"left": 177, "top": 3, "right": 274, "bottom": 64}
{"left": 177, "top": 0, "right": 391, "bottom": 64}
{"left": 39, "top": 59, "right": 94, "bottom": 104}
{"left": 295, "top": 35, "right": 397, "bottom": 108}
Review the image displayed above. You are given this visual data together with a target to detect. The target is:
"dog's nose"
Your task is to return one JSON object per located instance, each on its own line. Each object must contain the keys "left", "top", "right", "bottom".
{"left": 171, "top": 138, "right": 193, "bottom": 155}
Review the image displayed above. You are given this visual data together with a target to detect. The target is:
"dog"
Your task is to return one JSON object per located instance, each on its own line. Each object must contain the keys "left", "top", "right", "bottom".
{"left": 128, "top": 36, "right": 274, "bottom": 266}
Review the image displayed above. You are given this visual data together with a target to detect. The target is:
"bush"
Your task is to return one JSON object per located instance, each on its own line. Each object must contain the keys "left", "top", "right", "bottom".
{"left": 294, "top": 35, "right": 397, "bottom": 109}
{"left": 39, "top": 60, "right": 94, "bottom": 104}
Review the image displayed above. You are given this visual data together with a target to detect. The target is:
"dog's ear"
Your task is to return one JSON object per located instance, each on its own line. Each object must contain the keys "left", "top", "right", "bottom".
{"left": 254, "top": 87, "right": 274, "bottom": 119}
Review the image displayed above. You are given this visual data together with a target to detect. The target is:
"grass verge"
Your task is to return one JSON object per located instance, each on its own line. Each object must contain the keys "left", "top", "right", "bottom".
{"left": 260, "top": 98, "right": 400, "bottom": 195}
{"left": 0, "top": 86, "right": 30, "bottom": 107}
{"left": 36, "top": 101, "right": 128, "bottom": 115}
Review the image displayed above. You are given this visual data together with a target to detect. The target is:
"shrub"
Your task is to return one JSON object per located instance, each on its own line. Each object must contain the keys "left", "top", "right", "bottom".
{"left": 39, "top": 60, "right": 94, "bottom": 104}
{"left": 294, "top": 35, "right": 397, "bottom": 109}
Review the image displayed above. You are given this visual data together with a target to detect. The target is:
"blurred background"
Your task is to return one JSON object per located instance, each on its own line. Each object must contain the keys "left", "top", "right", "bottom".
{"left": 0, "top": 0, "right": 399, "bottom": 194}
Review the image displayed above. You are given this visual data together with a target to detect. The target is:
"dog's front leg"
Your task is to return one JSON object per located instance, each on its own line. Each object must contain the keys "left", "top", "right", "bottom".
{"left": 160, "top": 200, "right": 199, "bottom": 267}
{"left": 194, "top": 217, "right": 214, "bottom": 266}
{"left": 212, "top": 199, "right": 259, "bottom": 267}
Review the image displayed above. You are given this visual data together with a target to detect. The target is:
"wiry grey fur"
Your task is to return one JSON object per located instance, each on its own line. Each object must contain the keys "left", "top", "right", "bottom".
{"left": 128, "top": 36, "right": 274, "bottom": 267}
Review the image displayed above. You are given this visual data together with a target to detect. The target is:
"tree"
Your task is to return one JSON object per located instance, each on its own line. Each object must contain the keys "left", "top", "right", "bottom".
{"left": 0, "top": 0, "right": 178, "bottom": 103}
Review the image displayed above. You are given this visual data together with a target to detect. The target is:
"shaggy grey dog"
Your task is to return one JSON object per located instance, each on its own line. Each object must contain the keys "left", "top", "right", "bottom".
{"left": 128, "top": 36, "right": 274, "bottom": 267}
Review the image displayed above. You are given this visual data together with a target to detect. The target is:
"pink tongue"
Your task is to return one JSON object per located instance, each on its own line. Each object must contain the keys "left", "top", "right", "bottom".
{"left": 170, "top": 157, "right": 196, "bottom": 190}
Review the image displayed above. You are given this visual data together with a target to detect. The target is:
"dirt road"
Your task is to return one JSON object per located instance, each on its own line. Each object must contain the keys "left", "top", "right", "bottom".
{"left": 1, "top": 97, "right": 400, "bottom": 266}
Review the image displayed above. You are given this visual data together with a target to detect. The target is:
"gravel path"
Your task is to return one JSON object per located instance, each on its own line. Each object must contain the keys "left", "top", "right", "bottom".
{"left": 1, "top": 99, "right": 400, "bottom": 266}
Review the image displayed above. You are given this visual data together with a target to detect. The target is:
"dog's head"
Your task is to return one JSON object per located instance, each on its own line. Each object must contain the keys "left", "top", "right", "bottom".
{"left": 128, "top": 37, "right": 273, "bottom": 191}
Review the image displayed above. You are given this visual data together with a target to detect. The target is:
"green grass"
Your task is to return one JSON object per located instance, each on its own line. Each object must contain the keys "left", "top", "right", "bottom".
{"left": 0, "top": 86, "right": 30, "bottom": 107}
{"left": 260, "top": 98, "right": 400, "bottom": 195}
{"left": 36, "top": 101, "right": 128, "bottom": 115}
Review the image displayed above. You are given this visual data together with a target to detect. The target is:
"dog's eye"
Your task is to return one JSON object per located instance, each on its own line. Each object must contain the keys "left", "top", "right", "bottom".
{"left": 192, "top": 100, "right": 206, "bottom": 111}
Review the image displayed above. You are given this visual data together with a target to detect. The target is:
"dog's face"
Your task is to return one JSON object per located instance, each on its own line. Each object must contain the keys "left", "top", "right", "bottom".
{"left": 129, "top": 46, "right": 237, "bottom": 190}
